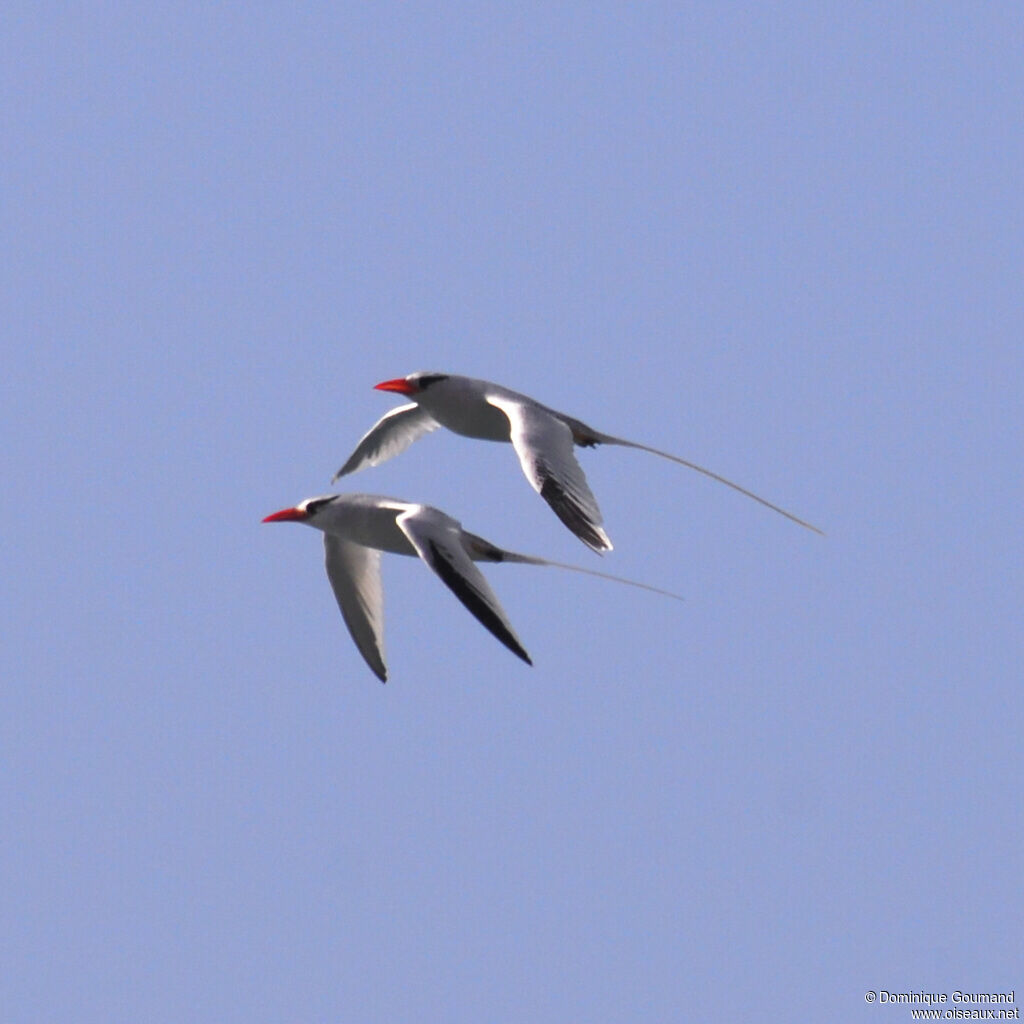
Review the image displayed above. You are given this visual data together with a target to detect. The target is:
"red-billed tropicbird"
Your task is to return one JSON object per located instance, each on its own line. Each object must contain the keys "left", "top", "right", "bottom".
{"left": 263, "top": 492, "right": 683, "bottom": 682}
{"left": 331, "top": 372, "right": 822, "bottom": 553}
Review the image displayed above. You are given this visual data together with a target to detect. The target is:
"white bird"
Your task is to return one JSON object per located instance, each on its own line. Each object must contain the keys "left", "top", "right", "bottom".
{"left": 262, "top": 492, "right": 683, "bottom": 683}
{"left": 331, "top": 372, "right": 822, "bottom": 553}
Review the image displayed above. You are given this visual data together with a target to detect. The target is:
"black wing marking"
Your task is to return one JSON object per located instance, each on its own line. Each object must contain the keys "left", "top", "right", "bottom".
{"left": 539, "top": 472, "right": 612, "bottom": 554}
{"left": 427, "top": 540, "right": 532, "bottom": 665}
{"left": 486, "top": 396, "right": 612, "bottom": 553}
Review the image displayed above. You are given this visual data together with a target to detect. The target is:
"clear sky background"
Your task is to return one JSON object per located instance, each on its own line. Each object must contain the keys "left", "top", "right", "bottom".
{"left": 3, "top": 3, "right": 1021, "bottom": 1022}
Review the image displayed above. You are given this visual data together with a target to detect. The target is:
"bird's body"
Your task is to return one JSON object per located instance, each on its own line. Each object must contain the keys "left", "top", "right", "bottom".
{"left": 332, "top": 372, "right": 822, "bottom": 553}
{"left": 263, "top": 492, "right": 682, "bottom": 683}
{"left": 300, "top": 492, "right": 422, "bottom": 556}
{"left": 411, "top": 374, "right": 518, "bottom": 441}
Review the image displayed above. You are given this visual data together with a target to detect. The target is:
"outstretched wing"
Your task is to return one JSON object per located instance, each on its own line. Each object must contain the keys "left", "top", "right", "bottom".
{"left": 486, "top": 396, "right": 612, "bottom": 553}
{"left": 331, "top": 404, "right": 440, "bottom": 482}
{"left": 397, "top": 508, "right": 532, "bottom": 666}
{"left": 323, "top": 534, "right": 388, "bottom": 682}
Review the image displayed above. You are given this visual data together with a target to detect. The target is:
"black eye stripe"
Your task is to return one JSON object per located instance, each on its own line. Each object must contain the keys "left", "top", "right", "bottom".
{"left": 415, "top": 373, "right": 448, "bottom": 389}
{"left": 305, "top": 498, "right": 333, "bottom": 515}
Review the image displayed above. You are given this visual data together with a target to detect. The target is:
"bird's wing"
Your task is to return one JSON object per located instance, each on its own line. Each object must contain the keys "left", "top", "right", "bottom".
{"left": 486, "top": 396, "right": 612, "bottom": 553}
{"left": 331, "top": 404, "right": 440, "bottom": 482}
{"left": 323, "top": 534, "right": 388, "bottom": 682}
{"left": 397, "top": 507, "right": 532, "bottom": 666}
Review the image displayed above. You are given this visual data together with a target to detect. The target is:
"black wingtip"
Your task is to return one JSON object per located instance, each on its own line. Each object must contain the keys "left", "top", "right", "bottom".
{"left": 540, "top": 477, "right": 611, "bottom": 552}
{"left": 428, "top": 540, "right": 532, "bottom": 666}
{"left": 505, "top": 641, "right": 533, "bottom": 668}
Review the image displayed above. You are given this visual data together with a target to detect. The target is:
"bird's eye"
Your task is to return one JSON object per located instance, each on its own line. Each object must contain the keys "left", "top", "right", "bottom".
{"left": 415, "top": 373, "right": 448, "bottom": 390}
{"left": 304, "top": 498, "right": 332, "bottom": 515}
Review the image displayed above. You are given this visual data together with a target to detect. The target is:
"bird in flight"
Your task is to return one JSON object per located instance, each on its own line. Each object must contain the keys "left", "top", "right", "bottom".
{"left": 263, "top": 492, "right": 683, "bottom": 683}
{"left": 331, "top": 372, "right": 823, "bottom": 553}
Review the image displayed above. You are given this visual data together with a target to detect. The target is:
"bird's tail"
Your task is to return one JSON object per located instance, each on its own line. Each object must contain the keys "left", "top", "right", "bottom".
{"left": 588, "top": 429, "right": 824, "bottom": 536}
{"left": 466, "top": 537, "right": 684, "bottom": 602}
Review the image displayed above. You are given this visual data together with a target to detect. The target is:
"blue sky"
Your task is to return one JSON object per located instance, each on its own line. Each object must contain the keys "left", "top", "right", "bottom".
{"left": 3, "top": 3, "right": 1021, "bottom": 1021}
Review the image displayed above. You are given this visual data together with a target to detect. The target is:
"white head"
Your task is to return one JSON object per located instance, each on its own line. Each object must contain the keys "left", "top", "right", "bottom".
{"left": 373, "top": 371, "right": 450, "bottom": 399}
{"left": 261, "top": 495, "right": 336, "bottom": 528}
